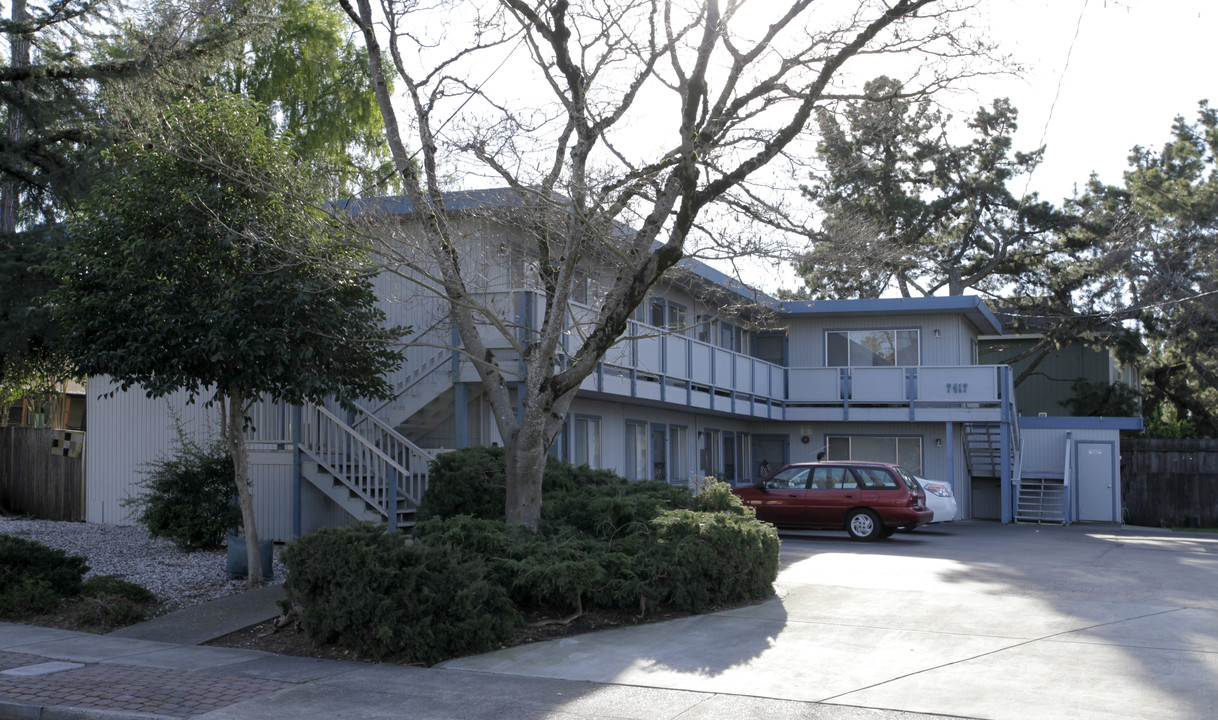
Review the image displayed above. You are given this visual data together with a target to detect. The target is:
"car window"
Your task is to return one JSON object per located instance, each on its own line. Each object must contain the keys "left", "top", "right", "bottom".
{"left": 852, "top": 466, "right": 899, "bottom": 489}
{"left": 812, "top": 466, "right": 859, "bottom": 490}
{"left": 895, "top": 466, "right": 922, "bottom": 491}
{"left": 766, "top": 467, "right": 810, "bottom": 489}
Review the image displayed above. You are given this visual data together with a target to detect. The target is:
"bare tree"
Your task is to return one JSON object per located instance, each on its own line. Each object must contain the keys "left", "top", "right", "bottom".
{"left": 337, "top": 0, "right": 998, "bottom": 528}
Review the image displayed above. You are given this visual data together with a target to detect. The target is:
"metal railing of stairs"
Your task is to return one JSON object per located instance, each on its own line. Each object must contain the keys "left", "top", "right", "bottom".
{"left": 1014, "top": 433, "right": 1070, "bottom": 524}
{"left": 1015, "top": 478, "right": 1067, "bottom": 523}
{"left": 299, "top": 401, "right": 434, "bottom": 532}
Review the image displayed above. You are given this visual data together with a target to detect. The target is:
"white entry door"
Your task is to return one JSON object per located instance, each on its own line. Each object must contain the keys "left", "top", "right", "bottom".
{"left": 1077, "top": 441, "right": 1116, "bottom": 522}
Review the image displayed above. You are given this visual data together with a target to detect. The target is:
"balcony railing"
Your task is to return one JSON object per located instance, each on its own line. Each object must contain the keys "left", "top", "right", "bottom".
{"left": 452, "top": 290, "right": 1014, "bottom": 422}
{"left": 787, "top": 365, "right": 1004, "bottom": 405}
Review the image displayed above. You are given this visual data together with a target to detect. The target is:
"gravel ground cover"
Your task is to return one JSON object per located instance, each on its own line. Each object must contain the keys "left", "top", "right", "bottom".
{"left": 0, "top": 516, "right": 285, "bottom": 614}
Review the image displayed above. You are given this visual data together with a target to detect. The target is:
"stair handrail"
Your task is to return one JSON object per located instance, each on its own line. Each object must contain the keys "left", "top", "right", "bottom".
{"left": 351, "top": 403, "right": 435, "bottom": 506}
{"left": 1062, "top": 431, "right": 1073, "bottom": 523}
{"left": 1013, "top": 434, "right": 1025, "bottom": 486}
{"left": 299, "top": 402, "right": 411, "bottom": 522}
{"left": 355, "top": 312, "right": 456, "bottom": 424}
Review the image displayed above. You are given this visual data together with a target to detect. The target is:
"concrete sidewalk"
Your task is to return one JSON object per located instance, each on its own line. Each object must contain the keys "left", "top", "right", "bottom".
{"left": 0, "top": 623, "right": 945, "bottom": 720}
{"left": 3, "top": 522, "right": 1216, "bottom": 719}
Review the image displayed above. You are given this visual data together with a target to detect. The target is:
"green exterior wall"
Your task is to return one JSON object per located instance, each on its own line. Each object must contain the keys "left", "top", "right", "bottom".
{"left": 979, "top": 338, "right": 1111, "bottom": 417}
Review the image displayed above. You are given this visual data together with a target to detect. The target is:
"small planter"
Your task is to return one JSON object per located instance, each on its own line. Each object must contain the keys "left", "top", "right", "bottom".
{"left": 225, "top": 535, "right": 274, "bottom": 581}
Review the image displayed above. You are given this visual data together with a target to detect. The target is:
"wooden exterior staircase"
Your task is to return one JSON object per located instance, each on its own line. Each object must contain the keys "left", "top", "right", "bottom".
{"left": 298, "top": 401, "right": 435, "bottom": 532}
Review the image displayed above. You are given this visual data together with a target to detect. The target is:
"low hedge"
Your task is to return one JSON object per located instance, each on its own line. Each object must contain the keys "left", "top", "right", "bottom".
{"left": 0, "top": 535, "right": 89, "bottom": 617}
{"left": 283, "top": 449, "right": 780, "bottom": 664}
{"left": 281, "top": 523, "right": 521, "bottom": 664}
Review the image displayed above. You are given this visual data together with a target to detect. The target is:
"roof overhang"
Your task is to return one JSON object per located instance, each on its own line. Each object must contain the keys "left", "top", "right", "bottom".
{"left": 1019, "top": 416, "right": 1145, "bottom": 431}
{"left": 777, "top": 296, "right": 1002, "bottom": 334}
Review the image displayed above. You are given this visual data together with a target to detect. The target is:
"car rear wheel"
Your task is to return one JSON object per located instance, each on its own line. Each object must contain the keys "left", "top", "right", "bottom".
{"left": 846, "top": 509, "right": 884, "bottom": 541}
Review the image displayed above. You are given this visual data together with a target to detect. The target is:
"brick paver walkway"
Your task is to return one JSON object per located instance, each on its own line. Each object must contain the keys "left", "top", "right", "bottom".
{"left": 0, "top": 650, "right": 288, "bottom": 717}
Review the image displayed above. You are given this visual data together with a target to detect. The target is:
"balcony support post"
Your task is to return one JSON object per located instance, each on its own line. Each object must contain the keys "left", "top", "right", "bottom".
{"left": 1000, "top": 366, "right": 1013, "bottom": 523}
{"left": 292, "top": 403, "right": 302, "bottom": 540}
{"left": 455, "top": 383, "right": 468, "bottom": 449}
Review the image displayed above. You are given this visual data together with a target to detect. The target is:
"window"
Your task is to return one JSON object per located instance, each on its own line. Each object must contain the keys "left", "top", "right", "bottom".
{"left": 852, "top": 466, "right": 899, "bottom": 489}
{"left": 811, "top": 466, "right": 858, "bottom": 489}
{"left": 701, "top": 429, "right": 722, "bottom": 477}
{"left": 735, "top": 327, "right": 750, "bottom": 355}
{"left": 719, "top": 322, "right": 734, "bottom": 351}
{"left": 735, "top": 432, "right": 751, "bottom": 483}
{"left": 650, "top": 299, "right": 666, "bottom": 328}
{"left": 669, "top": 425, "right": 689, "bottom": 484}
{"left": 723, "top": 431, "right": 750, "bottom": 483}
{"left": 826, "top": 436, "right": 923, "bottom": 476}
{"left": 765, "top": 466, "right": 809, "bottom": 490}
{"left": 668, "top": 303, "right": 686, "bottom": 334}
{"left": 826, "top": 329, "right": 919, "bottom": 367}
{"left": 573, "top": 416, "right": 600, "bottom": 467}
{"left": 723, "top": 432, "right": 736, "bottom": 482}
{"left": 651, "top": 424, "right": 667, "bottom": 481}
{"left": 573, "top": 270, "right": 589, "bottom": 304}
{"left": 625, "top": 421, "right": 649, "bottom": 481}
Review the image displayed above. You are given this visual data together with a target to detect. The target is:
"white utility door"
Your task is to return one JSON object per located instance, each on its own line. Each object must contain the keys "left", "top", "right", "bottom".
{"left": 1077, "top": 441, "right": 1116, "bottom": 522}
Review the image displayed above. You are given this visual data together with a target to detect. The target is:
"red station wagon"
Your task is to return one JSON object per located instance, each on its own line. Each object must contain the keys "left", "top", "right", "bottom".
{"left": 733, "top": 461, "right": 933, "bottom": 540}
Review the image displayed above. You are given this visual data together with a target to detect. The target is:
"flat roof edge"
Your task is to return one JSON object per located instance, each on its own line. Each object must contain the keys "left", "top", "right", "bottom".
{"left": 1019, "top": 416, "right": 1145, "bottom": 431}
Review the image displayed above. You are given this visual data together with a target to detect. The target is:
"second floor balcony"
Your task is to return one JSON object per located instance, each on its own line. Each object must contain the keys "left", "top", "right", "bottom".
{"left": 451, "top": 291, "right": 1017, "bottom": 424}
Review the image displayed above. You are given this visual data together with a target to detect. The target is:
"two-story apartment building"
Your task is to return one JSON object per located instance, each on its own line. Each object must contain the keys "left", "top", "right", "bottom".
{"left": 82, "top": 191, "right": 1140, "bottom": 539}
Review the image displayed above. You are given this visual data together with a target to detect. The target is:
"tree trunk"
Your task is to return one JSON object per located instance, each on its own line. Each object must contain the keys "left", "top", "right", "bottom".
{"left": 504, "top": 428, "right": 547, "bottom": 529}
{"left": 222, "top": 385, "right": 264, "bottom": 587}
{"left": 1, "top": 0, "right": 29, "bottom": 238}
{"left": 502, "top": 380, "right": 578, "bottom": 529}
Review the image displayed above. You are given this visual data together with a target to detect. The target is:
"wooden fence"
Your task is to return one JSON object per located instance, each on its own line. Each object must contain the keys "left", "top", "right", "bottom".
{"left": 0, "top": 427, "right": 84, "bottom": 521}
{"left": 1121, "top": 437, "right": 1218, "bottom": 528}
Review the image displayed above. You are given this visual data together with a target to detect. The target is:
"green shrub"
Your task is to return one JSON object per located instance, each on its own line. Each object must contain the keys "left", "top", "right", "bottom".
{"left": 415, "top": 515, "right": 610, "bottom": 613}
{"left": 417, "top": 453, "right": 778, "bottom": 618}
{"left": 0, "top": 578, "right": 61, "bottom": 618}
{"left": 0, "top": 535, "right": 90, "bottom": 618}
{"left": 0, "top": 535, "right": 88, "bottom": 597}
{"left": 541, "top": 459, "right": 624, "bottom": 492}
{"left": 124, "top": 435, "right": 241, "bottom": 551}
{"left": 689, "top": 476, "right": 751, "bottom": 515}
{"left": 417, "top": 446, "right": 507, "bottom": 522}
{"left": 633, "top": 508, "right": 780, "bottom": 612}
{"left": 282, "top": 523, "right": 522, "bottom": 664}
{"left": 82, "top": 575, "right": 156, "bottom": 604}
{"left": 72, "top": 595, "right": 148, "bottom": 627}
{"left": 542, "top": 478, "right": 691, "bottom": 538}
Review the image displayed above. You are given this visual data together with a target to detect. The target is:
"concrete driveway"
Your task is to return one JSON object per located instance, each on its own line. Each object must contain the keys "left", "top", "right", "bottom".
{"left": 441, "top": 522, "right": 1218, "bottom": 719}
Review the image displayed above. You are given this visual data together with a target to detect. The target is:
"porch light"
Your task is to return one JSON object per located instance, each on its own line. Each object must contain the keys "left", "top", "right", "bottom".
{"left": 935, "top": 438, "right": 943, "bottom": 448}
{"left": 933, "top": 329, "right": 941, "bottom": 339}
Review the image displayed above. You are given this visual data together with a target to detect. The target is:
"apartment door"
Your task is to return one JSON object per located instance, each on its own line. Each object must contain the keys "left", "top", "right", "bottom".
{"left": 752, "top": 435, "right": 788, "bottom": 482}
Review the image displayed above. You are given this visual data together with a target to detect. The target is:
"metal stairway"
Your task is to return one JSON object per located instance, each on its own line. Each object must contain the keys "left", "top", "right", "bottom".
{"left": 1014, "top": 477, "right": 1067, "bottom": 523}
{"left": 963, "top": 422, "right": 1005, "bottom": 477}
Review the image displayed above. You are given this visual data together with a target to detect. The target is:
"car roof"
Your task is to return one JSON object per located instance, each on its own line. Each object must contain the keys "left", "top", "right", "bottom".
{"left": 786, "top": 461, "right": 896, "bottom": 468}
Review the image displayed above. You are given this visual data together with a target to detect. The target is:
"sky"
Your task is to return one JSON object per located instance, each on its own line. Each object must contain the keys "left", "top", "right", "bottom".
{"left": 404, "top": 1, "right": 1218, "bottom": 294}
{"left": 749, "top": 0, "right": 1218, "bottom": 295}
{"left": 972, "top": 0, "right": 1217, "bottom": 203}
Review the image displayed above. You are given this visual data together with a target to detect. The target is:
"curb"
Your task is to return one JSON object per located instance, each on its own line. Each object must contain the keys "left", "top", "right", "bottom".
{"left": 0, "top": 698, "right": 175, "bottom": 720}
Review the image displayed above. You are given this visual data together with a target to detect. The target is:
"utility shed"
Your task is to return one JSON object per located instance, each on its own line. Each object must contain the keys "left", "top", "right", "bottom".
{"left": 1017, "top": 417, "right": 1144, "bottom": 524}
